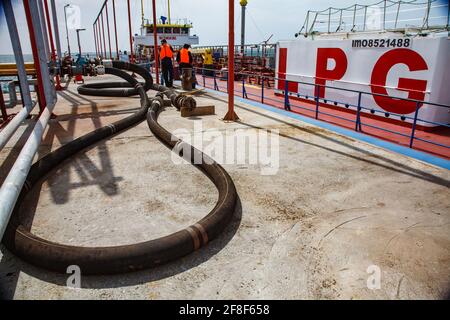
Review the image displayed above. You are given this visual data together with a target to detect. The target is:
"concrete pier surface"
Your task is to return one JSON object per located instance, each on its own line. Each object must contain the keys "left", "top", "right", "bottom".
{"left": 0, "top": 76, "right": 449, "bottom": 299}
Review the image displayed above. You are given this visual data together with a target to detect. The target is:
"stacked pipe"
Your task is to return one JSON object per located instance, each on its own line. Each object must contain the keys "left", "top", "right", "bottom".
{"left": 3, "top": 62, "right": 237, "bottom": 274}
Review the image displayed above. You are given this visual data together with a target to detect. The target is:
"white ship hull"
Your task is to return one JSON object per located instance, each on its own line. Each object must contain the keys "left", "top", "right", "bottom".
{"left": 134, "top": 34, "right": 199, "bottom": 47}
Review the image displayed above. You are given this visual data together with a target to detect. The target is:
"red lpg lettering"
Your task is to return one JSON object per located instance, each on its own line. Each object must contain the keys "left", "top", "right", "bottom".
{"left": 315, "top": 48, "right": 347, "bottom": 98}
{"left": 277, "top": 48, "right": 298, "bottom": 93}
{"left": 370, "top": 48, "right": 428, "bottom": 114}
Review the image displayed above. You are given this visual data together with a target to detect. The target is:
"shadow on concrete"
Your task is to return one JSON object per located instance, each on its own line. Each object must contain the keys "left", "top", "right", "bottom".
{"left": 0, "top": 196, "right": 242, "bottom": 296}
{"left": 0, "top": 87, "right": 131, "bottom": 298}
{"left": 56, "top": 107, "right": 141, "bottom": 121}
{"left": 45, "top": 88, "right": 122, "bottom": 203}
{"left": 1, "top": 85, "right": 241, "bottom": 296}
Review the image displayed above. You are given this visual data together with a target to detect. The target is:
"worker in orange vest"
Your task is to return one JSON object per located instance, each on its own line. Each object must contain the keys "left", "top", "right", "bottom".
{"left": 159, "top": 39, "right": 174, "bottom": 87}
{"left": 176, "top": 44, "right": 196, "bottom": 89}
{"left": 176, "top": 43, "right": 193, "bottom": 73}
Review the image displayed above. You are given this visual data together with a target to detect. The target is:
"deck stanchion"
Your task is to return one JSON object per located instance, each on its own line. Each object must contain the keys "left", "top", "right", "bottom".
{"left": 92, "top": 20, "right": 99, "bottom": 57}
{"left": 96, "top": 18, "right": 100, "bottom": 57}
{"left": 94, "top": 20, "right": 98, "bottom": 56}
{"left": 203, "top": 71, "right": 206, "bottom": 88}
{"left": 409, "top": 101, "right": 421, "bottom": 148}
{"left": 98, "top": 21, "right": 104, "bottom": 58}
{"left": 100, "top": 21, "right": 105, "bottom": 58}
{"left": 223, "top": 0, "right": 239, "bottom": 121}
{"left": 105, "top": 1, "right": 113, "bottom": 59}
{"left": 151, "top": 0, "right": 159, "bottom": 83}
{"left": 43, "top": 0, "right": 62, "bottom": 90}
{"left": 261, "top": 76, "right": 264, "bottom": 104}
{"left": 24, "top": 0, "right": 46, "bottom": 111}
{"left": 37, "top": 0, "right": 50, "bottom": 60}
{"left": 226, "top": 71, "right": 229, "bottom": 91}
{"left": 93, "top": 24, "right": 98, "bottom": 57}
{"left": 363, "top": 6, "right": 368, "bottom": 31}
{"left": 127, "top": 0, "right": 135, "bottom": 63}
{"left": 355, "top": 92, "right": 362, "bottom": 131}
{"left": 214, "top": 71, "right": 218, "bottom": 91}
{"left": 328, "top": 8, "right": 331, "bottom": 33}
{"left": 315, "top": 84, "right": 320, "bottom": 119}
{"left": 112, "top": 0, "right": 119, "bottom": 60}
{"left": 284, "top": 79, "right": 290, "bottom": 111}
{"left": 50, "top": 0, "right": 62, "bottom": 61}
{"left": 101, "top": 11, "right": 107, "bottom": 59}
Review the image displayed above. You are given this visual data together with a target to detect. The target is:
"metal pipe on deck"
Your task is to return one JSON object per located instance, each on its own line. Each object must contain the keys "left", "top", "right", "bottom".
{"left": 2, "top": 1, "right": 33, "bottom": 110}
{"left": 3, "top": 79, "right": 37, "bottom": 109}
{"left": 0, "top": 0, "right": 56, "bottom": 240}
{"left": 5, "top": 81, "right": 19, "bottom": 108}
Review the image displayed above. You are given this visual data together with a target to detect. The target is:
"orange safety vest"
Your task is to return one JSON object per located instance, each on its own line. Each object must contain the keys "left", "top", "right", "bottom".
{"left": 160, "top": 44, "right": 173, "bottom": 59}
{"left": 179, "top": 48, "right": 190, "bottom": 64}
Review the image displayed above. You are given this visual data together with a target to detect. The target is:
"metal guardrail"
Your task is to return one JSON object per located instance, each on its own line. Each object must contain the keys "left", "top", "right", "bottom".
{"left": 0, "top": 0, "right": 59, "bottom": 239}
{"left": 296, "top": 0, "right": 450, "bottom": 37}
{"left": 192, "top": 43, "right": 277, "bottom": 57}
{"left": 0, "top": 0, "right": 36, "bottom": 149}
{"left": 191, "top": 66, "right": 450, "bottom": 153}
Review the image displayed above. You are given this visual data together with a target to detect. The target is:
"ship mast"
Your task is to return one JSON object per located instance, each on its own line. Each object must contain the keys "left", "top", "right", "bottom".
{"left": 141, "top": 0, "right": 144, "bottom": 27}
{"left": 167, "top": 0, "right": 171, "bottom": 24}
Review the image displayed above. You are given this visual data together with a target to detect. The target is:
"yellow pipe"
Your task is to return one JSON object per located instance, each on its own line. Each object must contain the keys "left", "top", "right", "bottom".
{"left": 0, "top": 63, "right": 36, "bottom": 76}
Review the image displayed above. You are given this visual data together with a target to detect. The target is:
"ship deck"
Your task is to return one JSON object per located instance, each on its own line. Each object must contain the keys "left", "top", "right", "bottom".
{"left": 0, "top": 75, "right": 449, "bottom": 299}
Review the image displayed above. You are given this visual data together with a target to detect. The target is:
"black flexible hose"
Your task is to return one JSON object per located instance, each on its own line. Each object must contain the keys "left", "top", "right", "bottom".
{"left": 77, "top": 61, "right": 153, "bottom": 97}
{"left": 2, "top": 62, "right": 237, "bottom": 275}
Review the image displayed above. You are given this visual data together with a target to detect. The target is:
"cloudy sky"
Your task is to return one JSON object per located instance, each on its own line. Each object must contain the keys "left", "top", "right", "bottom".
{"left": 0, "top": 0, "right": 447, "bottom": 55}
